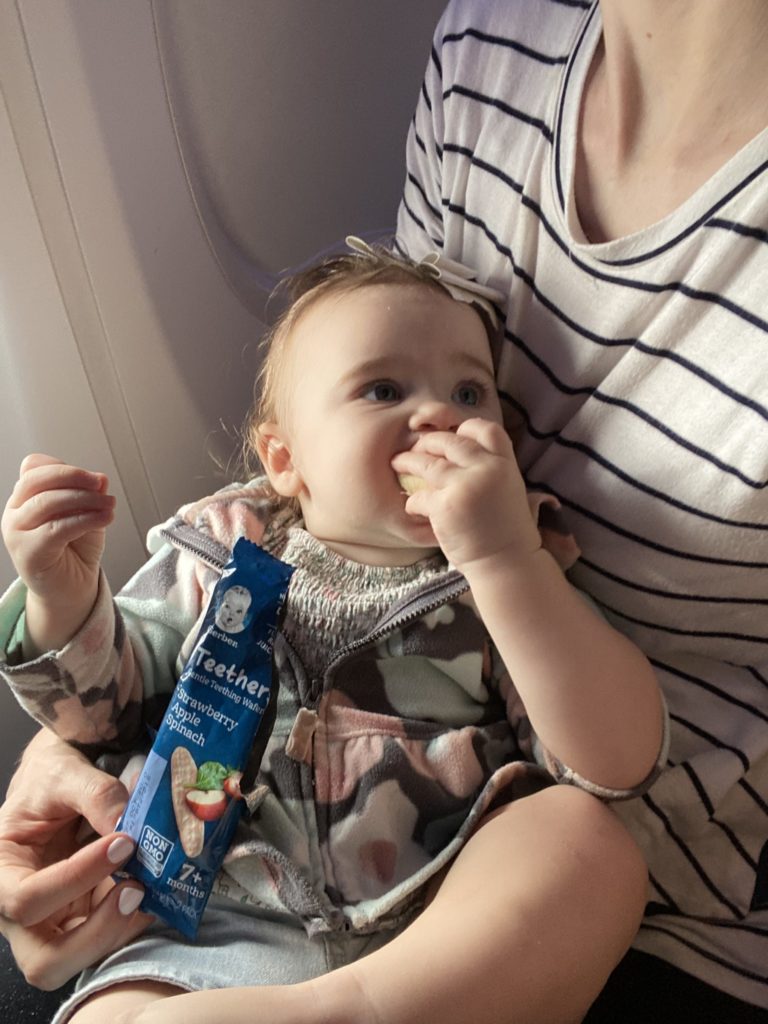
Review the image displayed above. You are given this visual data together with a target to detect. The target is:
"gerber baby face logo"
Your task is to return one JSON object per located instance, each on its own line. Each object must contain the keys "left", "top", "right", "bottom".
{"left": 215, "top": 585, "right": 252, "bottom": 633}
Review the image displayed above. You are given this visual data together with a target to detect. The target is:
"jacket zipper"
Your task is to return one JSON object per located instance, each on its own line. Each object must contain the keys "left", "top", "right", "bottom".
{"left": 314, "top": 571, "right": 471, "bottom": 704}
{"left": 159, "top": 521, "right": 230, "bottom": 572}
{"left": 161, "top": 521, "right": 472, "bottom": 704}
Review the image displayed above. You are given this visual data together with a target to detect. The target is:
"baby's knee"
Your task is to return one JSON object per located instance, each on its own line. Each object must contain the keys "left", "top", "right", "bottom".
{"left": 540, "top": 786, "right": 648, "bottom": 919}
{"left": 485, "top": 786, "right": 647, "bottom": 908}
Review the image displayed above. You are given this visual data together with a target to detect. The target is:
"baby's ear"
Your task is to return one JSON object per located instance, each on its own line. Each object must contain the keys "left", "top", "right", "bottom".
{"left": 255, "top": 423, "right": 303, "bottom": 498}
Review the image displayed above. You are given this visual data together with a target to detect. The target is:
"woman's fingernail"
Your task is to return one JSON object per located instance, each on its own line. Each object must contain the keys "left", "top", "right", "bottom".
{"left": 118, "top": 888, "right": 144, "bottom": 916}
{"left": 107, "top": 835, "right": 135, "bottom": 864}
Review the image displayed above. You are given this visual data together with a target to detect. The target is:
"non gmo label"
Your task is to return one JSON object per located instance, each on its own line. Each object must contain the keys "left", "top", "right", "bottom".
{"left": 138, "top": 824, "right": 175, "bottom": 879}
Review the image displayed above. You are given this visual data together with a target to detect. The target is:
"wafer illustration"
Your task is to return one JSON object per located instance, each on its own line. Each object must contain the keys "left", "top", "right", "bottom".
{"left": 170, "top": 746, "right": 204, "bottom": 857}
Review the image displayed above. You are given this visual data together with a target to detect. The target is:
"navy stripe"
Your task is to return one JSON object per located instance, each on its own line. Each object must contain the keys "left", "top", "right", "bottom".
{"left": 680, "top": 761, "right": 715, "bottom": 815}
{"left": 443, "top": 84, "right": 553, "bottom": 142}
{"left": 442, "top": 27, "right": 569, "bottom": 66}
{"left": 746, "top": 666, "right": 768, "bottom": 690}
{"left": 739, "top": 779, "right": 768, "bottom": 816}
{"left": 399, "top": 195, "right": 442, "bottom": 250}
{"left": 554, "top": 433, "right": 768, "bottom": 526}
{"left": 642, "top": 792, "right": 744, "bottom": 918}
{"left": 503, "top": 333, "right": 592, "bottom": 400}
{"left": 669, "top": 713, "right": 750, "bottom": 773}
{"left": 647, "top": 873, "right": 681, "bottom": 914}
{"left": 412, "top": 125, "right": 428, "bottom": 158}
{"left": 420, "top": 78, "right": 432, "bottom": 114}
{"left": 549, "top": 2, "right": 768, "bottom": 265}
{"left": 526, "top": 483, "right": 768, "bottom": 569}
{"left": 706, "top": 217, "right": 768, "bottom": 245}
{"left": 502, "top": 374, "right": 757, "bottom": 514}
{"left": 670, "top": 915, "right": 768, "bottom": 937}
{"left": 441, "top": 144, "right": 768, "bottom": 345}
{"left": 607, "top": 605, "right": 768, "bottom": 647}
{"left": 712, "top": 820, "right": 760, "bottom": 873}
{"left": 641, "top": 923, "right": 768, "bottom": 986}
{"left": 439, "top": 185, "right": 768, "bottom": 424}
{"left": 549, "top": 0, "right": 592, "bottom": 9}
{"left": 590, "top": 393, "right": 768, "bottom": 487}
{"left": 490, "top": 220, "right": 768, "bottom": 431}
{"left": 554, "top": 1, "right": 596, "bottom": 209}
{"left": 407, "top": 171, "right": 442, "bottom": 224}
{"left": 430, "top": 42, "right": 442, "bottom": 82}
{"left": 505, "top": 378, "right": 768, "bottom": 509}
{"left": 578, "top": 556, "right": 768, "bottom": 607}
{"left": 598, "top": 158, "right": 768, "bottom": 267}
{"left": 653, "top": 660, "right": 768, "bottom": 725}
{"left": 679, "top": 763, "right": 760, "bottom": 872}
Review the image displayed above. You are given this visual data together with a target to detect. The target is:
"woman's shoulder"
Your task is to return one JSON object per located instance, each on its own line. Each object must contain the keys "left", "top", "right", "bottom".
{"left": 437, "top": 0, "right": 589, "bottom": 48}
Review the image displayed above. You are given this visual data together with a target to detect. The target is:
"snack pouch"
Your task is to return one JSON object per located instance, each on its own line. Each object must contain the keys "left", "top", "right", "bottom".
{"left": 116, "top": 537, "right": 293, "bottom": 937}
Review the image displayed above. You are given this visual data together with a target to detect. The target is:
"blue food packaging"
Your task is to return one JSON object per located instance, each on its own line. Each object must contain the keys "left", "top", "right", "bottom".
{"left": 116, "top": 537, "right": 293, "bottom": 937}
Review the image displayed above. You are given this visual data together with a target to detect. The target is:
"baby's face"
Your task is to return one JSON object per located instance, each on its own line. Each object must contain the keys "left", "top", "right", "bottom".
{"left": 270, "top": 282, "right": 503, "bottom": 566}
{"left": 217, "top": 588, "right": 251, "bottom": 631}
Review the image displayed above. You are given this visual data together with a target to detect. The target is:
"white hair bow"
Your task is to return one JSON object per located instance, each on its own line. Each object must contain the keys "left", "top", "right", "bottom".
{"left": 345, "top": 236, "right": 504, "bottom": 328}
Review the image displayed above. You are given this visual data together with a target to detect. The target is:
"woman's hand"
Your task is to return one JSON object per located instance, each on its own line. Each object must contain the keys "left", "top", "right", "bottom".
{"left": 0, "top": 730, "right": 151, "bottom": 990}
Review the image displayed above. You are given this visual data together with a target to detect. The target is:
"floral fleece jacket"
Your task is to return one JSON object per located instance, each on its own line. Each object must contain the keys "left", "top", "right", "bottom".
{"left": 0, "top": 479, "right": 665, "bottom": 936}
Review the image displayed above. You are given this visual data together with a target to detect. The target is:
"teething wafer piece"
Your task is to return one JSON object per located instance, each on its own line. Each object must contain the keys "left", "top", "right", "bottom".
{"left": 397, "top": 473, "right": 427, "bottom": 495}
{"left": 171, "top": 746, "right": 204, "bottom": 857}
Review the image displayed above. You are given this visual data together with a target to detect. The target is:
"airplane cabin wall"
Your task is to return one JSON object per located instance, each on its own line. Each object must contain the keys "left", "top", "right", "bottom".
{"left": 0, "top": 0, "right": 446, "bottom": 789}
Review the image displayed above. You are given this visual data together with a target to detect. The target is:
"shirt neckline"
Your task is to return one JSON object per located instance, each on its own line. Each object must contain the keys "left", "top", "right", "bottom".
{"left": 552, "top": 2, "right": 768, "bottom": 267}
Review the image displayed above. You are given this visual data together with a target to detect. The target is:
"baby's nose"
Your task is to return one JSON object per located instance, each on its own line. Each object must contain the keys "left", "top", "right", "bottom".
{"left": 409, "top": 400, "right": 461, "bottom": 434}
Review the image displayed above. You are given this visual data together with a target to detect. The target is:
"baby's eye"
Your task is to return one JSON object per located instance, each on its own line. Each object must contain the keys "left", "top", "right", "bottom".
{"left": 362, "top": 381, "right": 401, "bottom": 402}
{"left": 452, "top": 382, "right": 484, "bottom": 407}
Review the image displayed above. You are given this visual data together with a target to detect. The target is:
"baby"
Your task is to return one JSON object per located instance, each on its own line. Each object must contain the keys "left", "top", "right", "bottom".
{"left": 214, "top": 585, "right": 252, "bottom": 634}
{"left": 0, "top": 241, "right": 665, "bottom": 1024}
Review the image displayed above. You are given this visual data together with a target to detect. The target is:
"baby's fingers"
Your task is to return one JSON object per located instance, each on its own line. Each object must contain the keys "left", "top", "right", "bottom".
{"left": 9, "top": 459, "right": 109, "bottom": 510}
{"left": 455, "top": 417, "right": 514, "bottom": 457}
{"left": 10, "top": 486, "right": 115, "bottom": 535}
{"left": 409, "top": 420, "right": 511, "bottom": 465}
{"left": 18, "top": 453, "right": 67, "bottom": 476}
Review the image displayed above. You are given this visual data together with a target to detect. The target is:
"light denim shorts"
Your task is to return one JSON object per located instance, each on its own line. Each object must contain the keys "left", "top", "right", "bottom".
{"left": 52, "top": 896, "right": 407, "bottom": 1023}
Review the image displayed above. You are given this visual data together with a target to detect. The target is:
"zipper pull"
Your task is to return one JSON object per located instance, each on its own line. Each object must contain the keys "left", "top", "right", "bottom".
{"left": 286, "top": 707, "right": 319, "bottom": 765}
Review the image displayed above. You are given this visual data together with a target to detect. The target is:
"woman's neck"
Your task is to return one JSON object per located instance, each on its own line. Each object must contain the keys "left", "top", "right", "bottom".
{"left": 575, "top": 0, "right": 768, "bottom": 241}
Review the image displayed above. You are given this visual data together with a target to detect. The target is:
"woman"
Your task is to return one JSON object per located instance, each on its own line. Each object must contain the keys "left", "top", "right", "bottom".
{"left": 1, "top": 1, "right": 766, "bottom": 1019}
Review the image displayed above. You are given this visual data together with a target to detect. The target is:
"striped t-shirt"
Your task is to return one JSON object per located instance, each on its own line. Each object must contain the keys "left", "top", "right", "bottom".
{"left": 396, "top": 0, "right": 768, "bottom": 1008}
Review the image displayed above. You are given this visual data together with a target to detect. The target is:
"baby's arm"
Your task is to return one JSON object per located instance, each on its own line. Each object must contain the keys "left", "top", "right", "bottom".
{"left": 1, "top": 453, "right": 115, "bottom": 657}
{"left": 0, "top": 454, "right": 191, "bottom": 751}
{"left": 391, "top": 419, "right": 664, "bottom": 792}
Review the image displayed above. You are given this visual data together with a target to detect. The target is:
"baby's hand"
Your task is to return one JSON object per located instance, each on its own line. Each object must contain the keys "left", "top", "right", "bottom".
{"left": 391, "top": 419, "right": 541, "bottom": 575}
{"left": 1, "top": 453, "right": 115, "bottom": 605}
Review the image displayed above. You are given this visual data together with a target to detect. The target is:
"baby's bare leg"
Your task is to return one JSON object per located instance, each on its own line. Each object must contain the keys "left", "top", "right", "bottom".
{"left": 67, "top": 980, "right": 186, "bottom": 1022}
{"left": 139, "top": 786, "right": 646, "bottom": 1024}
{"left": 333, "top": 785, "right": 647, "bottom": 1024}
{"left": 66, "top": 787, "right": 645, "bottom": 1024}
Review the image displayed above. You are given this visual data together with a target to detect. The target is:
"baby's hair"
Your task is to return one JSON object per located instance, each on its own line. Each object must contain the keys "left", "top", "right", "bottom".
{"left": 241, "top": 243, "right": 450, "bottom": 478}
